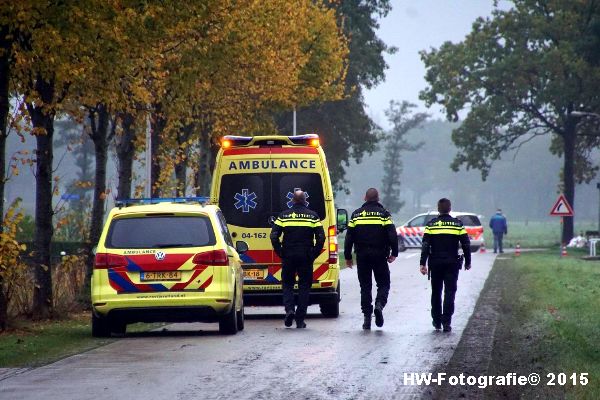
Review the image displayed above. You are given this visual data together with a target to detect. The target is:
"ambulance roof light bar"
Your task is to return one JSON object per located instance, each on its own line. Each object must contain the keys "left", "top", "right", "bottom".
{"left": 221, "top": 134, "right": 320, "bottom": 148}
{"left": 115, "top": 197, "right": 210, "bottom": 208}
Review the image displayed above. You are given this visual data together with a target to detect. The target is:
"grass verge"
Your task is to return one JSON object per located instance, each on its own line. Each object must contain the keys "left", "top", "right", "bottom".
{"left": 429, "top": 248, "right": 600, "bottom": 399}
{"left": 0, "top": 313, "right": 160, "bottom": 368}
{"left": 486, "top": 249, "right": 600, "bottom": 399}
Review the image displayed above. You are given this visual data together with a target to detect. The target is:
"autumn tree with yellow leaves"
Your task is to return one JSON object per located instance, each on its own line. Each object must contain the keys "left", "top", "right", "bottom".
{"left": 1, "top": 0, "right": 349, "bottom": 320}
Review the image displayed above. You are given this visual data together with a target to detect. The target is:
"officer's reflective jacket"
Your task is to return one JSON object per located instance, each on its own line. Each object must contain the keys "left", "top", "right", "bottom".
{"left": 270, "top": 203, "right": 325, "bottom": 258}
{"left": 419, "top": 213, "right": 471, "bottom": 266}
{"left": 343, "top": 201, "right": 398, "bottom": 259}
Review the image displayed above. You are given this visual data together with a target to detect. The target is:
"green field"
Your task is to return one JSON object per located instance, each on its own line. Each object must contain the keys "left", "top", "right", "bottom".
{"left": 482, "top": 221, "right": 596, "bottom": 249}
{"left": 486, "top": 249, "right": 600, "bottom": 399}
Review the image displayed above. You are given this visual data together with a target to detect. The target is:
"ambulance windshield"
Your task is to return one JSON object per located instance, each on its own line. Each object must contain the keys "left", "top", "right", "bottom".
{"left": 219, "top": 173, "right": 326, "bottom": 228}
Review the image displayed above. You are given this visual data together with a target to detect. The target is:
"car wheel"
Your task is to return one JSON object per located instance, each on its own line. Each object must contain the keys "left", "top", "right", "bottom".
{"left": 319, "top": 283, "right": 340, "bottom": 318}
{"left": 398, "top": 237, "right": 407, "bottom": 253}
{"left": 219, "top": 294, "right": 238, "bottom": 335}
{"left": 91, "top": 312, "right": 111, "bottom": 338}
{"left": 470, "top": 246, "right": 480, "bottom": 253}
{"left": 110, "top": 321, "right": 127, "bottom": 336}
{"left": 236, "top": 298, "right": 245, "bottom": 331}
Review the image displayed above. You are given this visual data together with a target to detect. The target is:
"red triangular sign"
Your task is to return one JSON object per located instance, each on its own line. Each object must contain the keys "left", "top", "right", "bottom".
{"left": 550, "top": 194, "right": 574, "bottom": 216}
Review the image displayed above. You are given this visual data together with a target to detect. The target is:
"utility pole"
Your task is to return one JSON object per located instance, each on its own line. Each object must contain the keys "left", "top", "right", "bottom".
{"left": 293, "top": 107, "right": 297, "bottom": 135}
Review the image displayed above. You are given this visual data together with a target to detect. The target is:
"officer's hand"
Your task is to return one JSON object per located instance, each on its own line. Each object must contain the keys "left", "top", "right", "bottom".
{"left": 387, "top": 256, "right": 396, "bottom": 263}
{"left": 465, "top": 264, "right": 472, "bottom": 271}
{"left": 345, "top": 259, "right": 353, "bottom": 269}
{"left": 419, "top": 265, "right": 427, "bottom": 275}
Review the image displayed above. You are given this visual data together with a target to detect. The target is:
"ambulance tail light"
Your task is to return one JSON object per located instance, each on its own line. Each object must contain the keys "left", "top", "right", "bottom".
{"left": 193, "top": 249, "right": 229, "bottom": 266}
{"left": 328, "top": 225, "right": 338, "bottom": 264}
{"left": 94, "top": 253, "right": 128, "bottom": 269}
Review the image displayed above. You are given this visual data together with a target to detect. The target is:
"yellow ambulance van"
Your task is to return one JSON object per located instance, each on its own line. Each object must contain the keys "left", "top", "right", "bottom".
{"left": 210, "top": 134, "right": 347, "bottom": 317}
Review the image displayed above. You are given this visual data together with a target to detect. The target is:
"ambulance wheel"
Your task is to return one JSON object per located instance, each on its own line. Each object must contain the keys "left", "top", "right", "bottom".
{"left": 92, "top": 312, "right": 111, "bottom": 338}
{"left": 219, "top": 294, "right": 239, "bottom": 335}
{"left": 319, "top": 284, "right": 340, "bottom": 318}
{"left": 471, "top": 246, "right": 480, "bottom": 253}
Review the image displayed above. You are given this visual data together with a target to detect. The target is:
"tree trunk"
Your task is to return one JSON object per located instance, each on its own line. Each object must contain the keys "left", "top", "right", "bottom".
{"left": 562, "top": 119, "right": 577, "bottom": 244}
{"left": 28, "top": 77, "right": 56, "bottom": 320}
{"left": 86, "top": 105, "right": 109, "bottom": 280}
{"left": 0, "top": 24, "right": 11, "bottom": 224}
{"left": 195, "top": 132, "right": 214, "bottom": 196}
{"left": 150, "top": 108, "right": 165, "bottom": 198}
{"left": 116, "top": 112, "right": 135, "bottom": 199}
{"left": 0, "top": 28, "right": 9, "bottom": 329}
{"left": 175, "top": 124, "right": 193, "bottom": 197}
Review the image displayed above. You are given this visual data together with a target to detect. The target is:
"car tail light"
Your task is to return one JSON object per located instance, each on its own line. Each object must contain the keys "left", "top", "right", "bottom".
{"left": 328, "top": 225, "right": 337, "bottom": 264}
{"left": 193, "top": 249, "right": 229, "bottom": 266}
{"left": 94, "top": 253, "right": 128, "bottom": 269}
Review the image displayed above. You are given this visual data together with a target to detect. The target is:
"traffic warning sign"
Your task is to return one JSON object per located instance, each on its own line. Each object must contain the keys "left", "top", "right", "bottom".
{"left": 550, "top": 194, "right": 574, "bottom": 217}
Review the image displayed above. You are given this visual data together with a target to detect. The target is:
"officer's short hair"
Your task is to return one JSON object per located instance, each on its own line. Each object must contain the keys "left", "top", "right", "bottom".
{"left": 438, "top": 198, "right": 451, "bottom": 214}
{"left": 365, "top": 188, "right": 379, "bottom": 202}
{"left": 293, "top": 190, "right": 307, "bottom": 204}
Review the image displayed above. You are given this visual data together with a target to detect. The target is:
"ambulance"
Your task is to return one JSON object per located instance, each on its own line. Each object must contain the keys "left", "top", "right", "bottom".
{"left": 210, "top": 134, "right": 347, "bottom": 317}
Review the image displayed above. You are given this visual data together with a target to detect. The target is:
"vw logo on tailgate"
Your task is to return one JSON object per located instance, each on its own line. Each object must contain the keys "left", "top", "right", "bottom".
{"left": 155, "top": 251, "right": 166, "bottom": 261}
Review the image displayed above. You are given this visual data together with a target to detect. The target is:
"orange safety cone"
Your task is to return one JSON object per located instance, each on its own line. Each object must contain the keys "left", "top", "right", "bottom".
{"left": 561, "top": 244, "right": 568, "bottom": 257}
{"left": 479, "top": 242, "right": 486, "bottom": 253}
{"left": 515, "top": 243, "right": 521, "bottom": 256}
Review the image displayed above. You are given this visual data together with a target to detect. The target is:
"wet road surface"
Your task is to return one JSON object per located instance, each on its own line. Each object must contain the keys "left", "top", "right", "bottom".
{"left": 0, "top": 250, "right": 496, "bottom": 400}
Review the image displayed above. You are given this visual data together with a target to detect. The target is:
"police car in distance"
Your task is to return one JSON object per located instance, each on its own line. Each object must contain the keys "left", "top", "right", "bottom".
{"left": 397, "top": 211, "right": 484, "bottom": 252}
{"left": 91, "top": 197, "right": 248, "bottom": 337}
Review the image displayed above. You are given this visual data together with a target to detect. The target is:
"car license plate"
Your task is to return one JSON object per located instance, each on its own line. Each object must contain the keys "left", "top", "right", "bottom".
{"left": 141, "top": 271, "right": 182, "bottom": 281}
{"left": 244, "top": 269, "right": 265, "bottom": 280}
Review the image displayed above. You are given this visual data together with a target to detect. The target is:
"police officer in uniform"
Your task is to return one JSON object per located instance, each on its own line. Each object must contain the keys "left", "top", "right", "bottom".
{"left": 344, "top": 188, "right": 398, "bottom": 329}
{"left": 271, "top": 190, "right": 325, "bottom": 328}
{"left": 419, "top": 198, "right": 471, "bottom": 332}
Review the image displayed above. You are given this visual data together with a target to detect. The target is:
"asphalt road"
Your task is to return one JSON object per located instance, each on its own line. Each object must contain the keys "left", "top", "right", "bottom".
{"left": 0, "top": 250, "right": 496, "bottom": 400}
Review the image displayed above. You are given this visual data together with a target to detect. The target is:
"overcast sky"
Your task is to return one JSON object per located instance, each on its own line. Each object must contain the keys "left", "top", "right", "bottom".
{"left": 364, "top": 0, "right": 511, "bottom": 128}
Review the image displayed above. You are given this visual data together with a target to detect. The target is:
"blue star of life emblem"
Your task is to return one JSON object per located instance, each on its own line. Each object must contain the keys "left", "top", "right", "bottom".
{"left": 234, "top": 189, "right": 258, "bottom": 213}
{"left": 286, "top": 188, "right": 309, "bottom": 208}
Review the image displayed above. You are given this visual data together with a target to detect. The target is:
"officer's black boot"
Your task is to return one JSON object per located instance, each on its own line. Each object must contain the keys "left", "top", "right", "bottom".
{"left": 374, "top": 303, "right": 384, "bottom": 327}
{"left": 432, "top": 320, "right": 441, "bottom": 330}
{"left": 284, "top": 310, "right": 295, "bottom": 327}
{"left": 296, "top": 318, "right": 306, "bottom": 329}
{"left": 442, "top": 317, "right": 451, "bottom": 332}
{"left": 362, "top": 314, "right": 371, "bottom": 330}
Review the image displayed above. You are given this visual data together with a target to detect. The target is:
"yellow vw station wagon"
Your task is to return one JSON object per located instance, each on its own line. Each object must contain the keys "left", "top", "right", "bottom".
{"left": 91, "top": 198, "right": 248, "bottom": 336}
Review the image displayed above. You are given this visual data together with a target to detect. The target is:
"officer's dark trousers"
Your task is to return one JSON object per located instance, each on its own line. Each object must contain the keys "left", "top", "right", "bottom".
{"left": 430, "top": 262, "right": 459, "bottom": 325}
{"left": 356, "top": 253, "right": 390, "bottom": 315}
{"left": 281, "top": 249, "right": 313, "bottom": 320}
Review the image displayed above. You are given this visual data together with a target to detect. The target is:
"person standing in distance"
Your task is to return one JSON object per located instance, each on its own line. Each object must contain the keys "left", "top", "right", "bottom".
{"left": 270, "top": 190, "right": 325, "bottom": 328}
{"left": 344, "top": 188, "right": 398, "bottom": 330}
{"left": 419, "top": 198, "right": 471, "bottom": 332}
{"left": 489, "top": 209, "right": 508, "bottom": 253}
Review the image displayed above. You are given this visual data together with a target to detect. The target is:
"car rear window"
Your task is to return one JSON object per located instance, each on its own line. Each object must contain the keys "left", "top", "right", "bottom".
{"left": 105, "top": 216, "right": 216, "bottom": 249}
{"left": 457, "top": 215, "right": 481, "bottom": 226}
{"left": 218, "top": 172, "right": 326, "bottom": 228}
